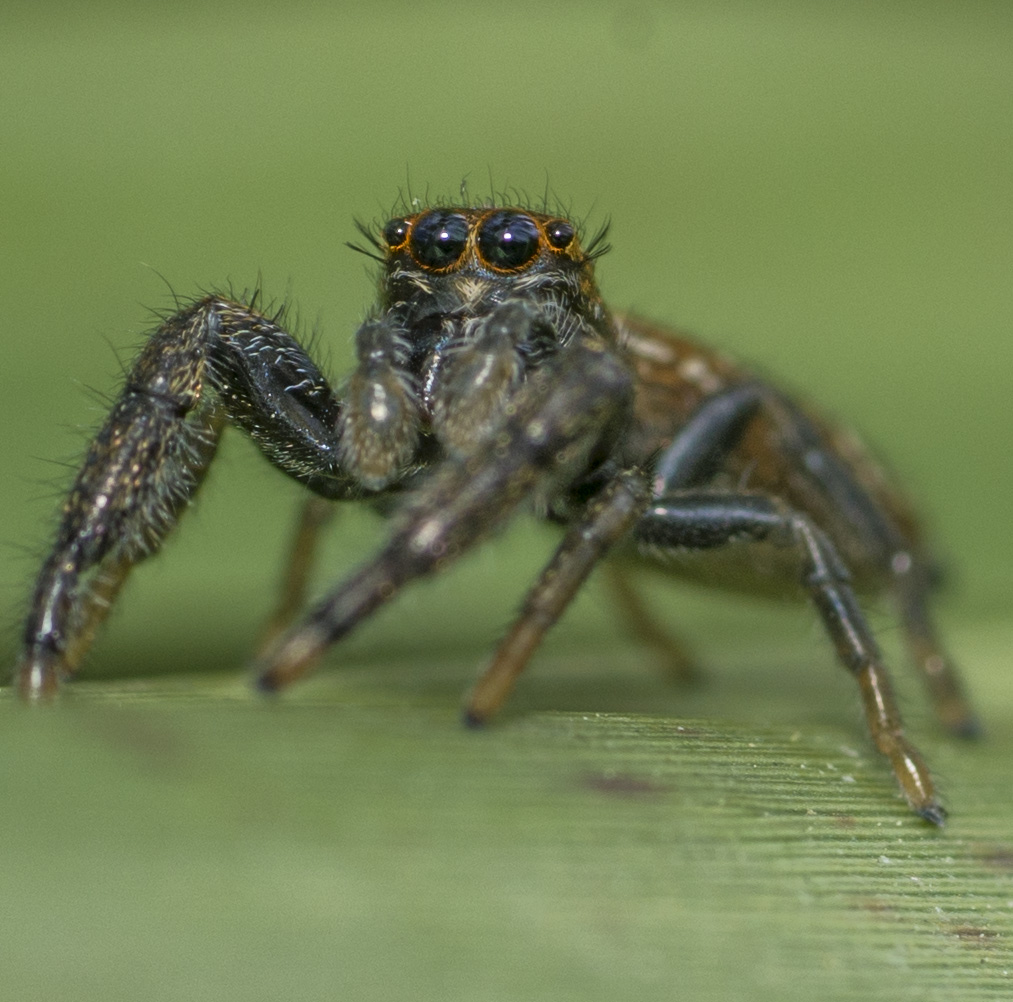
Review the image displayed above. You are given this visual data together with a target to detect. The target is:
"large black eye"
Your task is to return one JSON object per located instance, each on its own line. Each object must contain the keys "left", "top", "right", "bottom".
{"left": 381, "top": 217, "right": 410, "bottom": 249}
{"left": 477, "top": 211, "right": 541, "bottom": 270}
{"left": 409, "top": 211, "right": 469, "bottom": 269}
{"left": 545, "top": 219, "right": 575, "bottom": 250}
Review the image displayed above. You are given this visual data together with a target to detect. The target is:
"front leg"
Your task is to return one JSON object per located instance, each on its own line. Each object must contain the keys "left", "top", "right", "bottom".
{"left": 636, "top": 492, "right": 945, "bottom": 824}
{"left": 17, "top": 295, "right": 353, "bottom": 699}
{"left": 254, "top": 338, "right": 635, "bottom": 691}
{"left": 464, "top": 471, "right": 650, "bottom": 725}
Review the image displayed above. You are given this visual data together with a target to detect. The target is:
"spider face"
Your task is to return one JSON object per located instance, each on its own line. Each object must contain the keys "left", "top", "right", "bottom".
{"left": 381, "top": 208, "right": 580, "bottom": 275}
{"left": 372, "top": 208, "right": 608, "bottom": 344}
{"left": 337, "top": 209, "right": 613, "bottom": 486}
{"left": 16, "top": 197, "right": 977, "bottom": 826}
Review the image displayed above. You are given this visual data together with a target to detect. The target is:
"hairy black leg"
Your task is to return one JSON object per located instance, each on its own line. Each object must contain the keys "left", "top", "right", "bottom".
{"left": 655, "top": 382, "right": 978, "bottom": 737}
{"left": 636, "top": 492, "right": 945, "bottom": 824}
{"left": 544, "top": 379, "right": 772, "bottom": 689}
{"left": 254, "top": 338, "right": 634, "bottom": 692}
{"left": 464, "top": 472, "right": 650, "bottom": 725}
{"left": 603, "top": 564, "right": 701, "bottom": 683}
{"left": 256, "top": 495, "right": 337, "bottom": 659}
{"left": 203, "top": 299, "right": 352, "bottom": 496}
{"left": 770, "top": 397, "right": 979, "bottom": 737}
{"left": 18, "top": 311, "right": 223, "bottom": 698}
{"left": 652, "top": 382, "right": 766, "bottom": 495}
{"left": 18, "top": 295, "right": 353, "bottom": 698}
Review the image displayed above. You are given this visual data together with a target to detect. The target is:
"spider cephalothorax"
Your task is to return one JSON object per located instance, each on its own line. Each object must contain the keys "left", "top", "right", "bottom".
{"left": 337, "top": 207, "right": 612, "bottom": 489}
{"left": 16, "top": 200, "right": 977, "bottom": 825}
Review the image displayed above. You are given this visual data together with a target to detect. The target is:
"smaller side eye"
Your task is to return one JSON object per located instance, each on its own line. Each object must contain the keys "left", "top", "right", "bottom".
{"left": 545, "top": 219, "right": 575, "bottom": 250}
{"left": 477, "top": 212, "right": 542, "bottom": 271}
{"left": 410, "top": 211, "right": 469, "bottom": 269}
{"left": 381, "top": 217, "right": 411, "bottom": 250}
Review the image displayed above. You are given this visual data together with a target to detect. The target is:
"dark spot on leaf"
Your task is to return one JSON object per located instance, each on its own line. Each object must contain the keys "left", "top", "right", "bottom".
{"left": 950, "top": 925, "right": 999, "bottom": 946}
{"left": 582, "top": 771, "right": 670, "bottom": 798}
{"left": 974, "top": 844, "right": 1013, "bottom": 870}
{"left": 81, "top": 705, "right": 189, "bottom": 775}
{"left": 857, "top": 897, "right": 893, "bottom": 916}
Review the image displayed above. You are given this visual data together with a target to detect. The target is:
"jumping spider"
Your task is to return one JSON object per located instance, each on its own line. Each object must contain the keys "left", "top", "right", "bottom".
{"left": 17, "top": 202, "right": 977, "bottom": 824}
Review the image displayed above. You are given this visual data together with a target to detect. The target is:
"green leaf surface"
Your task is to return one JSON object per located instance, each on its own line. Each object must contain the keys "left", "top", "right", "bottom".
{"left": 3, "top": 620, "right": 1012, "bottom": 1002}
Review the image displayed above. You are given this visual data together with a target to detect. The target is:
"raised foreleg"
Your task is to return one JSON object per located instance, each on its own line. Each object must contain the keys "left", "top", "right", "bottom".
{"left": 18, "top": 295, "right": 352, "bottom": 697}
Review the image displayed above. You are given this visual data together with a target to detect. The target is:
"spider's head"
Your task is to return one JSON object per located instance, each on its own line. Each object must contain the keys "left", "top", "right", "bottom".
{"left": 338, "top": 207, "right": 614, "bottom": 489}
{"left": 367, "top": 207, "right": 609, "bottom": 322}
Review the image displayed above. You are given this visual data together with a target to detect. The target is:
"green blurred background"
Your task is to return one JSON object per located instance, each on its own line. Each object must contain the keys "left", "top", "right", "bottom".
{"left": 2, "top": 3, "right": 1011, "bottom": 1000}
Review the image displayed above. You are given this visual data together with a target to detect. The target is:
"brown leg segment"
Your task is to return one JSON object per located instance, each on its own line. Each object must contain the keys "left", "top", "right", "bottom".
{"left": 464, "top": 474, "right": 649, "bottom": 725}
{"left": 255, "top": 496, "right": 336, "bottom": 659}
{"left": 891, "top": 562, "right": 980, "bottom": 738}
{"left": 61, "top": 558, "right": 133, "bottom": 673}
{"left": 793, "top": 518, "right": 945, "bottom": 824}
{"left": 604, "top": 564, "right": 701, "bottom": 684}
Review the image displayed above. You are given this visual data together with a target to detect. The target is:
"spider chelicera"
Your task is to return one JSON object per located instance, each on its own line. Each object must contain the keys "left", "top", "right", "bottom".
{"left": 17, "top": 201, "right": 977, "bottom": 823}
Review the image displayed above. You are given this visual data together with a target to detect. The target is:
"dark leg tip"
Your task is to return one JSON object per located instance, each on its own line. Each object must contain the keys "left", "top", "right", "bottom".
{"left": 917, "top": 803, "right": 947, "bottom": 827}
{"left": 462, "top": 709, "right": 487, "bottom": 730}
{"left": 950, "top": 715, "right": 984, "bottom": 741}
{"left": 253, "top": 670, "right": 281, "bottom": 695}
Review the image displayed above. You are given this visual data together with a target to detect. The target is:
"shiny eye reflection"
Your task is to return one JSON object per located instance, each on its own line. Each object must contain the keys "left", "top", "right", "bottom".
{"left": 477, "top": 212, "right": 541, "bottom": 271}
{"left": 382, "top": 217, "right": 410, "bottom": 249}
{"left": 410, "top": 211, "right": 469, "bottom": 269}
{"left": 545, "top": 219, "right": 575, "bottom": 250}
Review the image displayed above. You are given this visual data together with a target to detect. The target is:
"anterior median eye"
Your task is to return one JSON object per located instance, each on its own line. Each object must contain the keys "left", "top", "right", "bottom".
{"left": 409, "top": 211, "right": 469, "bottom": 269}
{"left": 477, "top": 212, "right": 541, "bottom": 270}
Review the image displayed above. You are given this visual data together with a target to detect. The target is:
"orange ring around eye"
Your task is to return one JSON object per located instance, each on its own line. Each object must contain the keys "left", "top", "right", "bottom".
{"left": 408, "top": 210, "right": 470, "bottom": 271}
{"left": 476, "top": 211, "right": 542, "bottom": 273}
{"left": 381, "top": 217, "right": 410, "bottom": 252}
